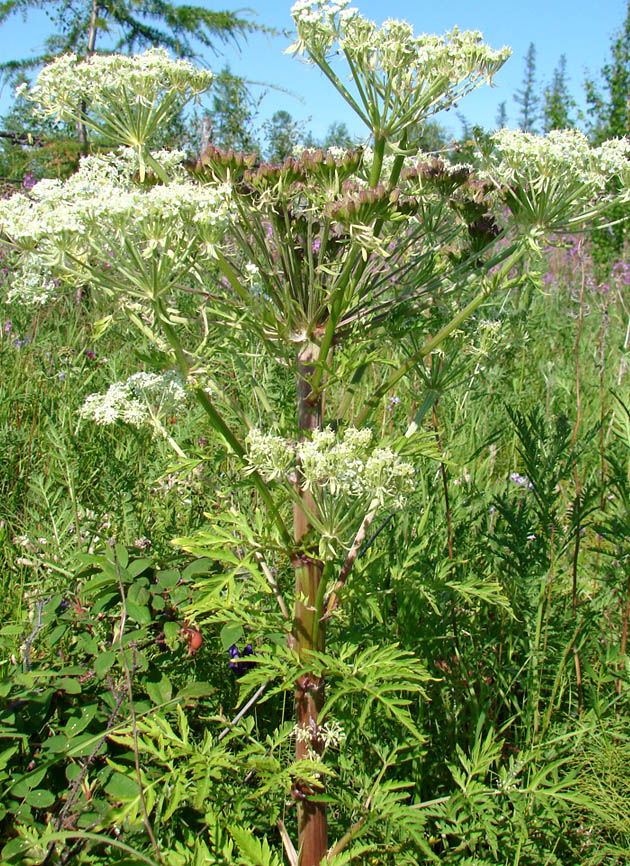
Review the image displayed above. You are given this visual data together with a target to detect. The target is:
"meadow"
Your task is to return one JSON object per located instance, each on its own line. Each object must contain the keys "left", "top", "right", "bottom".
{"left": 1, "top": 7, "right": 630, "bottom": 865}
{"left": 2, "top": 222, "right": 630, "bottom": 864}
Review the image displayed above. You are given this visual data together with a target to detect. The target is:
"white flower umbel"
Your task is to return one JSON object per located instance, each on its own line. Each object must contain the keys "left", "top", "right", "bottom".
{"left": 79, "top": 371, "right": 187, "bottom": 428}
{"left": 0, "top": 148, "right": 232, "bottom": 307}
{"left": 247, "top": 426, "right": 414, "bottom": 506}
{"left": 17, "top": 49, "right": 214, "bottom": 177}
{"left": 4, "top": 255, "right": 58, "bottom": 306}
{"left": 246, "top": 427, "right": 415, "bottom": 557}
{"left": 480, "top": 129, "right": 630, "bottom": 234}
{"left": 245, "top": 428, "right": 295, "bottom": 481}
{"left": 289, "top": 3, "right": 510, "bottom": 142}
{"left": 17, "top": 48, "right": 213, "bottom": 125}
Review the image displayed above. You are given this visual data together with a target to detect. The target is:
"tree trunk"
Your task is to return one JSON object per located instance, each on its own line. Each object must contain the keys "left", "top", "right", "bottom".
{"left": 293, "top": 341, "right": 327, "bottom": 866}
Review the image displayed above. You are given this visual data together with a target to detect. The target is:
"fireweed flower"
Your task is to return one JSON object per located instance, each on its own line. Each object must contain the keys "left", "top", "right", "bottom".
{"left": 510, "top": 472, "right": 533, "bottom": 490}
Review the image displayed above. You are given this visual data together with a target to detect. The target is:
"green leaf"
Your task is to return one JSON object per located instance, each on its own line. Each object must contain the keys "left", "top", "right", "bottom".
{"left": 56, "top": 677, "right": 82, "bottom": 695}
{"left": 221, "top": 623, "right": 244, "bottom": 651}
{"left": 114, "top": 544, "right": 129, "bottom": 569}
{"left": 0, "top": 624, "right": 25, "bottom": 636}
{"left": 94, "top": 651, "right": 116, "bottom": 678}
{"left": 47, "top": 624, "right": 68, "bottom": 646}
{"left": 230, "top": 826, "right": 282, "bottom": 866}
{"left": 164, "top": 621, "right": 180, "bottom": 649}
{"left": 65, "top": 704, "right": 98, "bottom": 737}
{"left": 146, "top": 673, "right": 172, "bottom": 705}
{"left": 2, "top": 838, "right": 30, "bottom": 861}
{"left": 42, "top": 735, "right": 68, "bottom": 753}
{"left": 126, "top": 600, "right": 152, "bottom": 624}
{"left": 105, "top": 772, "right": 140, "bottom": 801}
{"left": 128, "top": 558, "right": 153, "bottom": 578}
{"left": 156, "top": 569, "right": 180, "bottom": 589}
{"left": 175, "top": 682, "right": 215, "bottom": 699}
{"left": 11, "top": 767, "right": 47, "bottom": 796}
{"left": 181, "top": 558, "right": 213, "bottom": 579}
{"left": 25, "top": 788, "right": 55, "bottom": 808}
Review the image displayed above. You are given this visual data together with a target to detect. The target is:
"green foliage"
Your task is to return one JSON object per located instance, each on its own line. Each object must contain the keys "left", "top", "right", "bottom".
{"left": 543, "top": 54, "right": 576, "bottom": 132}
{"left": 585, "top": 0, "right": 630, "bottom": 142}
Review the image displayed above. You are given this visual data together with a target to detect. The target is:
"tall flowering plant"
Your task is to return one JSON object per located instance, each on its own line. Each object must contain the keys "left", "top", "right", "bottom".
{"left": 2, "top": 3, "right": 630, "bottom": 864}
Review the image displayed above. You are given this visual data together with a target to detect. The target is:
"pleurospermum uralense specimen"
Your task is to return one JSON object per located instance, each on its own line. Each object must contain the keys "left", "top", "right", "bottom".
{"left": 2, "top": 2, "right": 630, "bottom": 864}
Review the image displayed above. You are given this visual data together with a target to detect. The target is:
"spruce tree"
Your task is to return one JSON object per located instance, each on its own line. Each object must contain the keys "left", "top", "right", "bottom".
{"left": 204, "top": 66, "right": 260, "bottom": 154}
{"left": 496, "top": 100, "right": 508, "bottom": 128}
{"left": 514, "top": 42, "right": 539, "bottom": 132}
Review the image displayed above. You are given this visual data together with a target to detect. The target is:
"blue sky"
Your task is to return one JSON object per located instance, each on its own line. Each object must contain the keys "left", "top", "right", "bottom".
{"left": 0, "top": 0, "right": 627, "bottom": 141}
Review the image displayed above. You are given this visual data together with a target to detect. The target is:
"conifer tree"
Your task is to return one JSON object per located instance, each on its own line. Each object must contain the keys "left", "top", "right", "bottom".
{"left": 585, "top": 0, "right": 630, "bottom": 142}
{"left": 496, "top": 99, "right": 508, "bottom": 128}
{"left": 203, "top": 65, "right": 261, "bottom": 154}
{"left": 263, "top": 109, "right": 307, "bottom": 162}
{"left": 543, "top": 55, "right": 575, "bottom": 131}
{"left": 514, "top": 42, "right": 539, "bottom": 132}
{"left": 0, "top": 0, "right": 259, "bottom": 86}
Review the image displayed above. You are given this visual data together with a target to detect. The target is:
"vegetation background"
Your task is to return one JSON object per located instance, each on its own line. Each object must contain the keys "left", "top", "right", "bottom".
{"left": 1, "top": 2, "right": 630, "bottom": 865}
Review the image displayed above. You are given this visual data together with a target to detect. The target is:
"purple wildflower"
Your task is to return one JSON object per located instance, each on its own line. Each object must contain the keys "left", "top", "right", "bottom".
{"left": 3, "top": 320, "right": 11, "bottom": 334}
{"left": 22, "top": 172, "right": 36, "bottom": 191}
{"left": 229, "top": 643, "right": 255, "bottom": 676}
{"left": 84, "top": 349, "right": 96, "bottom": 360}
{"left": 510, "top": 472, "right": 533, "bottom": 490}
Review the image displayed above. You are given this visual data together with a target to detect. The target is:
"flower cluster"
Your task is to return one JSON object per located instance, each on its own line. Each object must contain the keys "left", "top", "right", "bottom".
{"left": 289, "top": 2, "right": 510, "bottom": 136}
{"left": 0, "top": 151, "right": 230, "bottom": 247}
{"left": 246, "top": 426, "right": 415, "bottom": 507}
{"left": 245, "top": 428, "right": 295, "bottom": 481}
{"left": 479, "top": 129, "right": 630, "bottom": 232}
{"left": 488, "top": 129, "right": 630, "bottom": 189}
{"left": 79, "top": 371, "right": 187, "bottom": 428}
{"left": 510, "top": 472, "right": 533, "bottom": 490}
{"left": 17, "top": 48, "right": 214, "bottom": 123}
{"left": 4, "top": 254, "right": 58, "bottom": 306}
{"left": 293, "top": 719, "right": 346, "bottom": 758}
{"left": 0, "top": 148, "right": 232, "bottom": 308}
